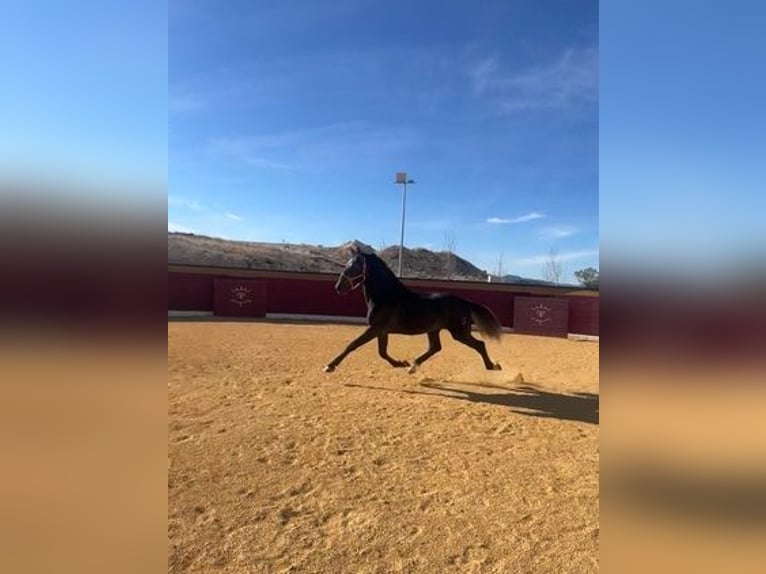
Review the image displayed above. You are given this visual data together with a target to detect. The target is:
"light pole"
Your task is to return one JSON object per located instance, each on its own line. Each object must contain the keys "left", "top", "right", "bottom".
{"left": 394, "top": 172, "right": 415, "bottom": 277}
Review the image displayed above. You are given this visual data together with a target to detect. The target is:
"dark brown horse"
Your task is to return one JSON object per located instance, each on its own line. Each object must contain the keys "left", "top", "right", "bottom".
{"left": 324, "top": 247, "right": 503, "bottom": 373}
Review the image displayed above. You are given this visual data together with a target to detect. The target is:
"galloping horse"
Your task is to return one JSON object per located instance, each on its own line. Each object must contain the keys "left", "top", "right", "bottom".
{"left": 324, "top": 246, "right": 503, "bottom": 373}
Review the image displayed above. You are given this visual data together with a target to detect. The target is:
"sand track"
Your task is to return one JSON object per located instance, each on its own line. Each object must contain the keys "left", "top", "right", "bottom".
{"left": 169, "top": 321, "right": 599, "bottom": 573}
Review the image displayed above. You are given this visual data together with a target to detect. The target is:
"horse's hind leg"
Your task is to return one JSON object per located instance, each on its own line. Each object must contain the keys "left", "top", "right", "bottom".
{"left": 408, "top": 330, "right": 442, "bottom": 374}
{"left": 377, "top": 333, "right": 410, "bottom": 368}
{"left": 324, "top": 327, "right": 378, "bottom": 372}
{"left": 450, "top": 328, "right": 501, "bottom": 370}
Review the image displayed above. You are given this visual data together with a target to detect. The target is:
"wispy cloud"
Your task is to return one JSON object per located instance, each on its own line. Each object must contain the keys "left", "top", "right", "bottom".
{"left": 168, "top": 196, "right": 205, "bottom": 211}
{"left": 208, "top": 122, "right": 418, "bottom": 172}
{"left": 168, "top": 197, "right": 245, "bottom": 226}
{"left": 469, "top": 46, "right": 597, "bottom": 114}
{"left": 169, "top": 92, "right": 206, "bottom": 113}
{"left": 208, "top": 136, "right": 296, "bottom": 171}
{"left": 538, "top": 225, "right": 580, "bottom": 239}
{"left": 510, "top": 249, "right": 599, "bottom": 267}
{"left": 487, "top": 212, "right": 545, "bottom": 224}
{"left": 470, "top": 56, "right": 499, "bottom": 94}
{"left": 169, "top": 77, "right": 263, "bottom": 115}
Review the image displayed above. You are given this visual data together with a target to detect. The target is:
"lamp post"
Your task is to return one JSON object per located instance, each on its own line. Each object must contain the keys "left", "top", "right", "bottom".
{"left": 394, "top": 172, "right": 415, "bottom": 277}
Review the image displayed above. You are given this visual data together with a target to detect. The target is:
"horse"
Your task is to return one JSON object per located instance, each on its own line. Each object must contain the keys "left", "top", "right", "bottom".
{"left": 323, "top": 246, "right": 503, "bottom": 374}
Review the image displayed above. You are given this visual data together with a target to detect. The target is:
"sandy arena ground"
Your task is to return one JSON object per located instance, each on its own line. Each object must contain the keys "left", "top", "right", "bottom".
{"left": 168, "top": 321, "right": 599, "bottom": 573}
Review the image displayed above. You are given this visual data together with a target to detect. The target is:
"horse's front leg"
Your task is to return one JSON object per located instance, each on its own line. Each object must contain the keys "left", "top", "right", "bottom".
{"left": 377, "top": 333, "right": 410, "bottom": 369}
{"left": 407, "top": 330, "right": 443, "bottom": 373}
{"left": 324, "top": 326, "right": 379, "bottom": 372}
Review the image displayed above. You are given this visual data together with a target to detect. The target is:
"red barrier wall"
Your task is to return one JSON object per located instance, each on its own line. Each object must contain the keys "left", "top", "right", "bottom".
{"left": 169, "top": 272, "right": 214, "bottom": 311}
{"left": 568, "top": 296, "right": 600, "bottom": 336}
{"left": 168, "top": 265, "right": 599, "bottom": 336}
{"left": 513, "top": 297, "right": 570, "bottom": 337}
{"left": 213, "top": 279, "right": 268, "bottom": 317}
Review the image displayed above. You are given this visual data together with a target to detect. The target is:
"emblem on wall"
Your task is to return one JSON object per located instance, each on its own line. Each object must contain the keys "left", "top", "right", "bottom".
{"left": 530, "top": 303, "right": 552, "bottom": 325}
{"left": 230, "top": 285, "right": 252, "bottom": 307}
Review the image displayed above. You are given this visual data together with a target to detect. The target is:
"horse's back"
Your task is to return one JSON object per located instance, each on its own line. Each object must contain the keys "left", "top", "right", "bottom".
{"left": 420, "top": 291, "right": 470, "bottom": 308}
{"left": 394, "top": 291, "right": 472, "bottom": 332}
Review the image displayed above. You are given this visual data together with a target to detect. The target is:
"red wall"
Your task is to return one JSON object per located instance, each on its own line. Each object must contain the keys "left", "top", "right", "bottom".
{"left": 168, "top": 272, "right": 215, "bottom": 311}
{"left": 514, "top": 297, "right": 570, "bottom": 338}
{"left": 213, "top": 279, "right": 268, "bottom": 317}
{"left": 168, "top": 267, "right": 599, "bottom": 336}
{"left": 568, "top": 296, "right": 600, "bottom": 336}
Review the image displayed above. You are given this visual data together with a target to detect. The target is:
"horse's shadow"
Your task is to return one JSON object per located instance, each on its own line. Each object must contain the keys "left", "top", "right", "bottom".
{"left": 346, "top": 380, "right": 599, "bottom": 425}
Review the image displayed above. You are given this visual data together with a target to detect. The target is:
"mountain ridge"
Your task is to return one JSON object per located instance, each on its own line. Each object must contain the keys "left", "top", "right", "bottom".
{"left": 168, "top": 232, "right": 567, "bottom": 286}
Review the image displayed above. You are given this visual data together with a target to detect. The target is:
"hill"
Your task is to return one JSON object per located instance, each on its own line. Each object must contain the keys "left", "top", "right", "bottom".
{"left": 497, "top": 274, "right": 559, "bottom": 287}
{"left": 167, "top": 232, "right": 569, "bottom": 285}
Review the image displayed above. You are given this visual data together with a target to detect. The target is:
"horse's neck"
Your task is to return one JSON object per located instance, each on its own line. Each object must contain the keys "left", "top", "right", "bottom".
{"left": 362, "top": 261, "right": 407, "bottom": 303}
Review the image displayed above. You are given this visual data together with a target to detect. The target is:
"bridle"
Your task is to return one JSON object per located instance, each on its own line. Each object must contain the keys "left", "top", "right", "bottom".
{"left": 340, "top": 256, "right": 367, "bottom": 290}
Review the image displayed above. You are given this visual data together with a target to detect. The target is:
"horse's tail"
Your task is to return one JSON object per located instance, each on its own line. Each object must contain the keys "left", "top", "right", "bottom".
{"left": 469, "top": 302, "right": 503, "bottom": 340}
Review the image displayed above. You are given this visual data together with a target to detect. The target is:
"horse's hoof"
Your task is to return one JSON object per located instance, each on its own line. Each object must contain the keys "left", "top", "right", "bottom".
{"left": 408, "top": 364, "right": 418, "bottom": 374}
{"left": 323, "top": 365, "right": 335, "bottom": 373}
{"left": 491, "top": 362, "right": 502, "bottom": 371}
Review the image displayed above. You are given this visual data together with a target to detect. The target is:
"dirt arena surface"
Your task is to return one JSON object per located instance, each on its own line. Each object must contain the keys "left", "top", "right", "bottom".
{"left": 168, "top": 321, "right": 599, "bottom": 573}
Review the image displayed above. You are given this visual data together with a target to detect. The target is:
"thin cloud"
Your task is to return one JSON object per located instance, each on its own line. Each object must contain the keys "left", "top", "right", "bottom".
{"left": 242, "top": 156, "right": 296, "bottom": 171}
{"left": 510, "top": 249, "right": 599, "bottom": 267}
{"left": 539, "top": 225, "right": 580, "bottom": 239}
{"left": 169, "top": 92, "right": 206, "bottom": 113}
{"left": 168, "top": 196, "right": 205, "bottom": 211}
{"left": 208, "top": 136, "right": 297, "bottom": 170}
{"left": 470, "top": 56, "right": 499, "bottom": 94}
{"left": 169, "top": 197, "right": 244, "bottom": 225}
{"left": 208, "top": 122, "right": 418, "bottom": 172}
{"left": 470, "top": 46, "right": 597, "bottom": 114}
{"left": 487, "top": 212, "right": 545, "bottom": 224}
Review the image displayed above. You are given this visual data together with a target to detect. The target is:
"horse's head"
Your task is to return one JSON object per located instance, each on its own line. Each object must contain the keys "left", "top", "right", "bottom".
{"left": 335, "top": 249, "right": 367, "bottom": 294}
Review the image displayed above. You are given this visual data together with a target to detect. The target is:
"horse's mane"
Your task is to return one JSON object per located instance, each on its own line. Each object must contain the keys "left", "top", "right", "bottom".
{"left": 362, "top": 252, "right": 407, "bottom": 296}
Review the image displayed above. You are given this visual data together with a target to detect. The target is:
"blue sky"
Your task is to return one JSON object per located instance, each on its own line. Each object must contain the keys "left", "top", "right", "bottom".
{"left": 600, "top": 1, "right": 766, "bottom": 279}
{"left": 169, "top": 0, "right": 598, "bottom": 281}
{"left": 1, "top": 1, "right": 167, "bottom": 188}
{"left": 3, "top": 2, "right": 761, "bottom": 286}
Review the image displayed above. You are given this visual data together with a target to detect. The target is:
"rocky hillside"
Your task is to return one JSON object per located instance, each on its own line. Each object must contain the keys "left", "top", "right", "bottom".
{"left": 167, "top": 233, "right": 571, "bottom": 285}
{"left": 168, "top": 233, "right": 488, "bottom": 280}
{"left": 376, "top": 245, "right": 487, "bottom": 280}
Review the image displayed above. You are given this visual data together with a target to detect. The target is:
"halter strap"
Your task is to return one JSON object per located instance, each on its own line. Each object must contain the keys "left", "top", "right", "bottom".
{"left": 341, "top": 257, "right": 367, "bottom": 290}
